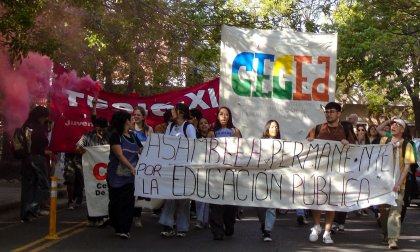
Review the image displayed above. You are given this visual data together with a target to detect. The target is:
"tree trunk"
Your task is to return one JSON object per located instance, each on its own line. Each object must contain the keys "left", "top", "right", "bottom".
{"left": 103, "top": 61, "right": 113, "bottom": 92}
{"left": 413, "top": 99, "right": 420, "bottom": 138}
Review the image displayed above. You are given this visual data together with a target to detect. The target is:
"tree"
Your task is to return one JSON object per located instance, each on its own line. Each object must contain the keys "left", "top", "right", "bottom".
{"left": 333, "top": 0, "right": 419, "bottom": 135}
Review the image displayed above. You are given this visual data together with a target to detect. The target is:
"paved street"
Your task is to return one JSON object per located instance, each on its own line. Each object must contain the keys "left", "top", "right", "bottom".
{"left": 0, "top": 200, "right": 419, "bottom": 252}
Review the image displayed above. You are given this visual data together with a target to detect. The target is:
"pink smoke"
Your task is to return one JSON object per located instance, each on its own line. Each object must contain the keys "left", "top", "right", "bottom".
{"left": 0, "top": 51, "right": 30, "bottom": 134}
{"left": 16, "top": 52, "right": 53, "bottom": 99}
{"left": 53, "top": 70, "right": 102, "bottom": 98}
{"left": 0, "top": 49, "right": 53, "bottom": 134}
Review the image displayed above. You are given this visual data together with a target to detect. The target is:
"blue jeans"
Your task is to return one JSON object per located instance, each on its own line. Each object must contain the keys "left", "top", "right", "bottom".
{"left": 159, "top": 199, "right": 190, "bottom": 232}
{"left": 195, "top": 201, "right": 209, "bottom": 224}
{"left": 257, "top": 208, "right": 276, "bottom": 232}
{"left": 296, "top": 209, "right": 305, "bottom": 217}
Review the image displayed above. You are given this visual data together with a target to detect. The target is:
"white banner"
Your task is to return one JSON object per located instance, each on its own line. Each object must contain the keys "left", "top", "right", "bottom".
{"left": 135, "top": 134, "right": 397, "bottom": 212}
{"left": 82, "top": 145, "right": 110, "bottom": 217}
{"left": 81, "top": 135, "right": 397, "bottom": 214}
{"left": 220, "top": 25, "right": 337, "bottom": 139}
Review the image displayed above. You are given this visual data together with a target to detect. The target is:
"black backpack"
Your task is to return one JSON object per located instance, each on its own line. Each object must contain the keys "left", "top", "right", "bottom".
{"left": 11, "top": 127, "right": 30, "bottom": 159}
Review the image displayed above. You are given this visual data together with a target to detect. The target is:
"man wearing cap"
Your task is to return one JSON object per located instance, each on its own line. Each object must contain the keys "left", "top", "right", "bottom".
{"left": 306, "top": 102, "right": 355, "bottom": 244}
{"left": 377, "top": 118, "right": 415, "bottom": 249}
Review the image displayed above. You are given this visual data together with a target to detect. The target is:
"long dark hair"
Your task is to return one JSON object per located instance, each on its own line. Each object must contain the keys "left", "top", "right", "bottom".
{"left": 174, "top": 103, "right": 190, "bottom": 121}
{"left": 110, "top": 111, "right": 131, "bottom": 135}
{"left": 23, "top": 106, "right": 49, "bottom": 128}
{"left": 367, "top": 125, "right": 378, "bottom": 138}
{"left": 356, "top": 124, "right": 370, "bottom": 144}
{"left": 262, "top": 120, "right": 281, "bottom": 139}
{"left": 214, "top": 106, "right": 235, "bottom": 132}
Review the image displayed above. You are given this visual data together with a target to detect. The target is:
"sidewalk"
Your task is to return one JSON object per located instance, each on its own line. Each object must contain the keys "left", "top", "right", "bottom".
{"left": 0, "top": 179, "right": 67, "bottom": 215}
{"left": 0, "top": 179, "right": 21, "bottom": 213}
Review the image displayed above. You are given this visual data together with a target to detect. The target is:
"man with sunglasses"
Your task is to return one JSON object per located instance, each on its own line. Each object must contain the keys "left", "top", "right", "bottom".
{"left": 306, "top": 102, "right": 355, "bottom": 244}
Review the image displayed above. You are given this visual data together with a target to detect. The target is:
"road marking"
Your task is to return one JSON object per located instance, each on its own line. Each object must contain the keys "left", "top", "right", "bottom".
{"left": 30, "top": 227, "right": 87, "bottom": 252}
{"left": 11, "top": 222, "right": 86, "bottom": 252}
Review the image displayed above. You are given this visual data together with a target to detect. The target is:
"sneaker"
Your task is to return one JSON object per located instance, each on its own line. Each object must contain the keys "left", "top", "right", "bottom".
{"left": 195, "top": 222, "right": 204, "bottom": 229}
{"left": 134, "top": 217, "right": 143, "bottom": 228}
{"left": 160, "top": 227, "right": 176, "bottom": 238}
{"left": 38, "top": 210, "right": 49, "bottom": 216}
{"left": 21, "top": 217, "right": 32, "bottom": 223}
{"left": 263, "top": 232, "right": 272, "bottom": 242}
{"left": 67, "top": 204, "right": 75, "bottom": 210}
{"left": 297, "top": 216, "right": 308, "bottom": 225}
{"left": 176, "top": 232, "right": 187, "bottom": 238}
{"left": 338, "top": 224, "right": 345, "bottom": 232}
{"left": 119, "top": 232, "right": 130, "bottom": 239}
{"left": 94, "top": 220, "right": 104, "bottom": 227}
{"left": 309, "top": 225, "right": 322, "bottom": 242}
{"left": 98, "top": 217, "right": 110, "bottom": 228}
{"left": 323, "top": 231, "right": 334, "bottom": 244}
{"left": 388, "top": 240, "right": 398, "bottom": 249}
{"left": 86, "top": 220, "right": 96, "bottom": 227}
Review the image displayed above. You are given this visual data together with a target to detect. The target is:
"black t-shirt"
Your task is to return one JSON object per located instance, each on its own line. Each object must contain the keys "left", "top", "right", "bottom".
{"left": 29, "top": 122, "right": 49, "bottom": 155}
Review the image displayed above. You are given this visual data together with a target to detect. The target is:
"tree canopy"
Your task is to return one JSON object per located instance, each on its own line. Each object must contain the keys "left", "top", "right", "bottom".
{"left": 1, "top": 0, "right": 419, "bottom": 135}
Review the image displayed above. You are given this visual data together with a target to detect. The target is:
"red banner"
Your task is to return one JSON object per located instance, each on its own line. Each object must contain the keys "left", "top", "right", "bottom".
{"left": 49, "top": 79, "right": 220, "bottom": 152}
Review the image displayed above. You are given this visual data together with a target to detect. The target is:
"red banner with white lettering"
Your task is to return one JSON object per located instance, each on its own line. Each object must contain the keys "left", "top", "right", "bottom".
{"left": 49, "top": 79, "right": 220, "bottom": 152}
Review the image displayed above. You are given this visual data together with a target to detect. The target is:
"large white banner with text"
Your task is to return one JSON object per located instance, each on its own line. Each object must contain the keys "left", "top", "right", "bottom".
{"left": 135, "top": 134, "right": 397, "bottom": 212}
{"left": 82, "top": 134, "right": 397, "bottom": 215}
{"left": 220, "top": 25, "right": 338, "bottom": 139}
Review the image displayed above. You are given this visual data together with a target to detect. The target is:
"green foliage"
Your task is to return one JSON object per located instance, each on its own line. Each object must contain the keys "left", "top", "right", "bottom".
{"left": 335, "top": 0, "right": 419, "bottom": 134}
{"left": 0, "top": 0, "right": 46, "bottom": 62}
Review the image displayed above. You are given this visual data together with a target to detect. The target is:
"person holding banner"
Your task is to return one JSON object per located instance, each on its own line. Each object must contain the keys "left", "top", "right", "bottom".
{"left": 131, "top": 106, "right": 153, "bottom": 228}
{"left": 256, "top": 119, "right": 281, "bottom": 242}
{"left": 306, "top": 102, "right": 355, "bottom": 244}
{"left": 207, "top": 106, "right": 242, "bottom": 240}
{"left": 194, "top": 117, "right": 211, "bottom": 230}
{"left": 368, "top": 125, "right": 381, "bottom": 145}
{"left": 76, "top": 116, "right": 109, "bottom": 227}
{"left": 107, "top": 111, "right": 143, "bottom": 239}
{"left": 378, "top": 118, "right": 415, "bottom": 249}
{"left": 159, "top": 103, "right": 196, "bottom": 238}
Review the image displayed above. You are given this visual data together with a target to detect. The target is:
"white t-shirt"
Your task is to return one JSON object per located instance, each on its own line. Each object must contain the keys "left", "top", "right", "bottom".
{"left": 165, "top": 121, "right": 197, "bottom": 139}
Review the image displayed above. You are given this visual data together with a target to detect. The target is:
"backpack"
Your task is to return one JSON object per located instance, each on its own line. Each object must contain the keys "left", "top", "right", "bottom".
{"left": 169, "top": 121, "right": 197, "bottom": 138}
{"left": 11, "top": 127, "right": 30, "bottom": 159}
{"left": 385, "top": 137, "right": 419, "bottom": 198}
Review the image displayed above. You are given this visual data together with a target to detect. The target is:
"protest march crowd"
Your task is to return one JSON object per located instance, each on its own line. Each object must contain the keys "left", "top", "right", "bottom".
{"left": 16, "top": 99, "right": 418, "bottom": 250}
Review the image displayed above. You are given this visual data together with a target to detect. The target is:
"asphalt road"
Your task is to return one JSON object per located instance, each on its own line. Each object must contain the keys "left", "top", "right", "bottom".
{"left": 0, "top": 203, "right": 419, "bottom": 252}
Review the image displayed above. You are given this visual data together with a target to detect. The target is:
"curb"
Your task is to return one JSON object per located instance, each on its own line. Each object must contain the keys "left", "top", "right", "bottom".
{"left": 0, "top": 188, "right": 68, "bottom": 215}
